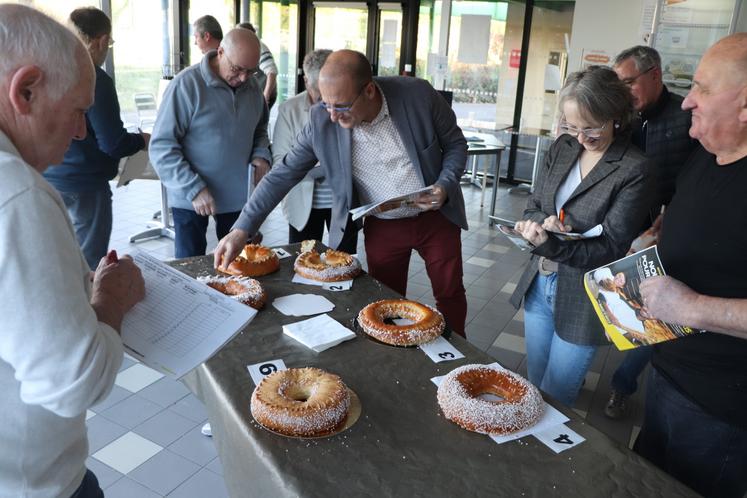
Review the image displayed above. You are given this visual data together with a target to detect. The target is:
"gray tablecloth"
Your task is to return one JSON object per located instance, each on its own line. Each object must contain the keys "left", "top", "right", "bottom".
{"left": 172, "top": 248, "right": 696, "bottom": 498}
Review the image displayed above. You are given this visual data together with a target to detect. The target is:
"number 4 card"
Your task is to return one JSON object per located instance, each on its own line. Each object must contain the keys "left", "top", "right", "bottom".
{"left": 247, "top": 359, "right": 287, "bottom": 385}
{"left": 532, "top": 424, "right": 586, "bottom": 453}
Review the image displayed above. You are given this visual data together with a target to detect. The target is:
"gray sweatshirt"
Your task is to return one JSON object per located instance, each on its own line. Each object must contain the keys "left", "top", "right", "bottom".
{"left": 149, "top": 51, "right": 271, "bottom": 213}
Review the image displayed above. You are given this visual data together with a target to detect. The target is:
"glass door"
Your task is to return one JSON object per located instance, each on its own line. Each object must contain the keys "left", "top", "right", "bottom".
{"left": 187, "top": 0, "right": 236, "bottom": 66}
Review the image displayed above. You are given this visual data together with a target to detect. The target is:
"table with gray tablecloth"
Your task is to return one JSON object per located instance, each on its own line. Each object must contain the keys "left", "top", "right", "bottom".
{"left": 172, "top": 247, "right": 695, "bottom": 498}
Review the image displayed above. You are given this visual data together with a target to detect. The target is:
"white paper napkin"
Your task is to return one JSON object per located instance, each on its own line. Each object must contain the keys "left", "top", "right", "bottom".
{"left": 282, "top": 313, "right": 356, "bottom": 352}
{"left": 272, "top": 294, "right": 335, "bottom": 316}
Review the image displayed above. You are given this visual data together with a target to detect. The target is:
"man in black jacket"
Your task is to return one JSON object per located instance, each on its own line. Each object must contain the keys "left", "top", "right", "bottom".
{"left": 603, "top": 45, "right": 696, "bottom": 419}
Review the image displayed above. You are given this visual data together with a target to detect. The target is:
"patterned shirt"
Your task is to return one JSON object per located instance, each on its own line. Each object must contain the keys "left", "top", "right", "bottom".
{"left": 351, "top": 86, "right": 424, "bottom": 219}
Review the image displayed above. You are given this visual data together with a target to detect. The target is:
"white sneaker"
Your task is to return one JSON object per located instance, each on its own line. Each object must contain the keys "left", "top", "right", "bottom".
{"left": 201, "top": 423, "right": 212, "bottom": 437}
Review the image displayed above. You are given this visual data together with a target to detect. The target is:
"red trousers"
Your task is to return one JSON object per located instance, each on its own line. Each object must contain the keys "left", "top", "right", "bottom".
{"left": 363, "top": 210, "right": 467, "bottom": 336}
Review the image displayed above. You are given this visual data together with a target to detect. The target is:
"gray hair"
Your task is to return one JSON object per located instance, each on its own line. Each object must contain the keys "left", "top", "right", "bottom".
{"left": 194, "top": 15, "right": 223, "bottom": 40}
{"left": 0, "top": 4, "right": 83, "bottom": 101}
{"left": 303, "top": 49, "right": 332, "bottom": 87}
{"left": 559, "top": 65, "right": 634, "bottom": 133}
{"left": 614, "top": 45, "right": 661, "bottom": 73}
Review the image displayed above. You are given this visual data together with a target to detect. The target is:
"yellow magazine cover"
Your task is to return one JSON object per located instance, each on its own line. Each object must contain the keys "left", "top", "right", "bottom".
{"left": 583, "top": 246, "right": 702, "bottom": 351}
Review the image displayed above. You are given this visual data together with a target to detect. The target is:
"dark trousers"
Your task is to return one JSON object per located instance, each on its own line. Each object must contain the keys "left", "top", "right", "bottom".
{"left": 69, "top": 469, "right": 103, "bottom": 498}
{"left": 289, "top": 208, "right": 359, "bottom": 254}
{"left": 363, "top": 210, "right": 466, "bottom": 336}
{"left": 172, "top": 208, "right": 241, "bottom": 258}
{"left": 60, "top": 186, "right": 112, "bottom": 270}
{"left": 610, "top": 345, "right": 653, "bottom": 395}
{"left": 634, "top": 368, "right": 747, "bottom": 498}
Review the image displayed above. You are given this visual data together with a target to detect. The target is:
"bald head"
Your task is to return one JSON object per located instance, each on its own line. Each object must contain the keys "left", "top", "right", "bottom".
{"left": 319, "top": 50, "right": 372, "bottom": 90}
{"left": 706, "top": 32, "right": 747, "bottom": 83}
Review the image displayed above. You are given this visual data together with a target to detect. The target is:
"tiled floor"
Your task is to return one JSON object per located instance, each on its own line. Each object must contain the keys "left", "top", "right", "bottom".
{"left": 92, "top": 173, "right": 648, "bottom": 496}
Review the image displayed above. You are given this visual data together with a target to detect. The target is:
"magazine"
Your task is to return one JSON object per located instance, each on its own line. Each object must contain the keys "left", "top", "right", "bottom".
{"left": 493, "top": 218, "right": 602, "bottom": 251}
{"left": 349, "top": 186, "right": 435, "bottom": 221}
{"left": 583, "top": 246, "right": 703, "bottom": 351}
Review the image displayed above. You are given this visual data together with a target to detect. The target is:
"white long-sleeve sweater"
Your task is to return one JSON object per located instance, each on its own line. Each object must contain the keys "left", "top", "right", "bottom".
{"left": 0, "top": 132, "right": 123, "bottom": 498}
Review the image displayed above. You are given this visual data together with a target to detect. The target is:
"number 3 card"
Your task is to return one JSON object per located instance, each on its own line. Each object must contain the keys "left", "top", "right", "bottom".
{"left": 419, "top": 336, "right": 465, "bottom": 363}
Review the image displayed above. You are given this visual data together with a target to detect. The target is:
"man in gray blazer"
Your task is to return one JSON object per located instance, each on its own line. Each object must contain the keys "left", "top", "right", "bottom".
{"left": 215, "top": 50, "right": 469, "bottom": 335}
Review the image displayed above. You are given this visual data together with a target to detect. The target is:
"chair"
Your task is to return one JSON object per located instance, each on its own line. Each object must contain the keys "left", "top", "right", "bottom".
{"left": 133, "top": 93, "right": 157, "bottom": 130}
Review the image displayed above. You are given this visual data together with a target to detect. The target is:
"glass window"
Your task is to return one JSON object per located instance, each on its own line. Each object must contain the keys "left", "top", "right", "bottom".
{"left": 444, "top": 1, "right": 509, "bottom": 129}
{"left": 416, "top": 0, "right": 441, "bottom": 80}
{"left": 188, "top": 0, "right": 236, "bottom": 65}
{"left": 377, "top": 6, "right": 402, "bottom": 76}
{"left": 111, "top": 0, "right": 171, "bottom": 124}
{"left": 313, "top": 3, "right": 368, "bottom": 53}
{"left": 251, "top": 1, "right": 299, "bottom": 105}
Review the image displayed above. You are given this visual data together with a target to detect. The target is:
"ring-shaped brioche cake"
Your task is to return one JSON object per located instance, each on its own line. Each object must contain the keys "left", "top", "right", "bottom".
{"left": 357, "top": 299, "right": 445, "bottom": 346}
{"left": 294, "top": 249, "right": 362, "bottom": 282}
{"left": 250, "top": 368, "right": 351, "bottom": 437}
{"left": 221, "top": 244, "right": 279, "bottom": 277}
{"left": 437, "top": 364, "right": 544, "bottom": 435}
{"left": 198, "top": 275, "right": 266, "bottom": 310}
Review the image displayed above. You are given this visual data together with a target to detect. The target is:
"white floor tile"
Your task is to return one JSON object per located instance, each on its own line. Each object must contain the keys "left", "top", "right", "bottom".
{"left": 492, "top": 332, "right": 526, "bottom": 354}
{"left": 93, "top": 432, "right": 163, "bottom": 475}
{"left": 465, "top": 256, "right": 495, "bottom": 268}
{"left": 86, "top": 410, "right": 96, "bottom": 420}
{"left": 500, "top": 281, "right": 517, "bottom": 294}
{"left": 116, "top": 363, "right": 164, "bottom": 393}
{"left": 629, "top": 425, "right": 641, "bottom": 449}
{"left": 583, "top": 371, "right": 600, "bottom": 393}
{"left": 482, "top": 243, "right": 510, "bottom": 254}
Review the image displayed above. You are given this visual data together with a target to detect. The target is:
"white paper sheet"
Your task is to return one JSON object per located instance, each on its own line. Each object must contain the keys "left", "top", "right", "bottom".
{"left": 282, "top": 314, "right": 356, "bottom": 352}
{"left": 457, "top": 15, "right": 491, "bottom": 64}
{"left": 122, "top": 252, "right": 256, "bottom": 378}
{"left": 272, "top": 294, "right": 335, "bottom": 316}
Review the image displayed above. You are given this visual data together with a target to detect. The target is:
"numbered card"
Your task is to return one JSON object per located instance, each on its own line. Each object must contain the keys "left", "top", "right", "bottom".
{"left": 322, "top": 280, "right": 353, "bottom": 292}
{"left": 272, "top": 248, "right": 292, "bottom": 259}
{"left": 532, "top": 424, "right": 585, "bottom": 453}
{"left": 246, "top": 359, "right": 287, "bottom": 385}
{"left": 419, "top": 336, "right": 465, "bottom": 363}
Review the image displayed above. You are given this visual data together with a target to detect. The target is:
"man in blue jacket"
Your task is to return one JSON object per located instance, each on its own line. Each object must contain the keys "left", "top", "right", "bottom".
{"left": 215, "top": 50, "right": 469, "bottom": 336}
{"left": 45, "top": 7, "right": 148, "bottom": 269}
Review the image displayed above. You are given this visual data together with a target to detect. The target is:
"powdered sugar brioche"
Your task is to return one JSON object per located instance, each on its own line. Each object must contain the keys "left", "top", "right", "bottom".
{"left": 437, "top": 364, "right": 544, "bottom": 435}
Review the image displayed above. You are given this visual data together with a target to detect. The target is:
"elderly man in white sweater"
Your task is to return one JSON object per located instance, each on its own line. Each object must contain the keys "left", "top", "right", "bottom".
{"left": 0, "top": 5, "right": 145, "bottom": 497}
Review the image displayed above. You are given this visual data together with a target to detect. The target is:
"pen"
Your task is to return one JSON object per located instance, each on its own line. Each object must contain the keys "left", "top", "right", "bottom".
{"left": 559, "top": 209, "right": 565, "bottom": 225}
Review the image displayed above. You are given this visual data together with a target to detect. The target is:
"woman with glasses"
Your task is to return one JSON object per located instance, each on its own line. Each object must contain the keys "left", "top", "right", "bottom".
{"left": 509, "top": 65, "right": 655, "bottom": 407}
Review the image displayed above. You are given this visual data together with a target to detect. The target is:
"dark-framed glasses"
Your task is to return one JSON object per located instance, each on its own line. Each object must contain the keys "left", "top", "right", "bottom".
{"left": 559, "top": 121, "right": 607, "bottom": 140}
{"left": 224, "top": 52, "right": 260, "bottom": 78}
{"left": 319, "top": 83, "right": 368, "bottom": 114}
{"left": 621, "top": 65, "right": 655, "bottom": 86}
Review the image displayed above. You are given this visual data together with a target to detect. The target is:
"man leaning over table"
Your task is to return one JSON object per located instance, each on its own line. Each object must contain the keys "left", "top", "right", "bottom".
{"left": 214, "top": 50, "right": 470, "bottom": 336}
{"left": 273, "top": 48, "right": 359, "bottom": 254}
{"left": 634, "top": 33, "right": 747, "bottom": 498}
{"left": 0, "top": 5, "right": 145, "bottom": 497}
{"left": 150, "top": 27, "right": 271, "bottom": 258}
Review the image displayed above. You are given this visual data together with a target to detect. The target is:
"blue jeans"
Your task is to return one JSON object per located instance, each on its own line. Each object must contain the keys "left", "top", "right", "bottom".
{"left": 634, "top": 368, "right": 747, "bottom": 498}
{"left": 60, "top": 187, "right": 113, "bottom": 270}
{"left": 610, "top": 346, "right": 652, "bottom": 395}
{"left": 172, "top": 208, "right": 241, "bottom": 258}
{"left": 523, "top": 273, "right": 597, "bottom": 407}
{"left": 69, "top": 469, "right": 103, "bottom": 498}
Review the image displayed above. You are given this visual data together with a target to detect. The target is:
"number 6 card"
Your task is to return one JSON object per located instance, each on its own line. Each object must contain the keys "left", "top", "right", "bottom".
{"left": 247, "top": 359, "right": 287, "bottom": 385}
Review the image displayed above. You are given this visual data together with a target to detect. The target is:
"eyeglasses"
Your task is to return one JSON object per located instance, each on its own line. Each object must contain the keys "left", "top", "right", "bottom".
{"left": 620, "top": 65, "right": 654, "bottom": 86}
{"left": 224, "top": 52, "right": 260, "bottom": 78}
{"left": 559, "top": 121, "right": 607, "bottom": 140}
{"left": 319, "top": 83, "right": 368, "bottom": 114}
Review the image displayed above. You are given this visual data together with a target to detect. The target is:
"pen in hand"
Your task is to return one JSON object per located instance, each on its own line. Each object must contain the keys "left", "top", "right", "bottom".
{"left": 559, "top": 209, "right": 565, "bottom": 225}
